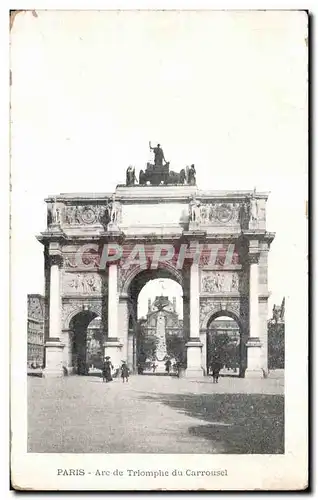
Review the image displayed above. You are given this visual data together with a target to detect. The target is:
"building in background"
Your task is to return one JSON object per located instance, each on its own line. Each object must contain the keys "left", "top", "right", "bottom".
{"left": 27, "top": 294, "right": 45, "bottom": 368}
{"left": 142, "top": 296, "right": 183, "bottom": 337}
{"left": 208, "top": 318, "right": 240, "bottom": 340}
{"left": 137, "top": 296, "right": 184, "bottom": 367}
{"left": 268, "top": 298, "right": 285, "bottom": 369}
{"left": 86, "top": 317, "right": 103, "bottom": 369}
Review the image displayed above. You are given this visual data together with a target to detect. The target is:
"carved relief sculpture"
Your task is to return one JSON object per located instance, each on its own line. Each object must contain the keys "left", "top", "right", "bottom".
{"left": 63, "top": 272, "right": 102, "bottom": 295}
{"left": 201, "top": 271, "right": 240, "bottom": 293}
{"left": 64, "top": 205, "right": 110, "bottom": 226}
{"left": 188, "top": 201, "right": 243, "bottom": 226}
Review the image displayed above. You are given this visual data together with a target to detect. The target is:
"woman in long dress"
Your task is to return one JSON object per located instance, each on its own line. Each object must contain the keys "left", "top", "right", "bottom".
{"left": 102, "top": 357, "right": 113, "bottom": 382}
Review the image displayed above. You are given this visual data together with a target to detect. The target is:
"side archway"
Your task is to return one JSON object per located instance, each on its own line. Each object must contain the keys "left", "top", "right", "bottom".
{"left": 205, "top": 310, "right": 245, "bottom": 377}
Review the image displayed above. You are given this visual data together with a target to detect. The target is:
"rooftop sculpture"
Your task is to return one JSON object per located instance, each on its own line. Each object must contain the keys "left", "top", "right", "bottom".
{"left": 125, "top": 143, "right": 197, "bottom": 186}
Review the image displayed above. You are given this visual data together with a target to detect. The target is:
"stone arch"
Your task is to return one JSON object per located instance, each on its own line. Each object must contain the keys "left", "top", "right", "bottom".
{"left": 200, "top": 299, "right": 243, "bottom": 330}
{"left": 62, "top": 301, "right": 102, "bottom": 330}
{"left": 204, "top": 309, "right": 243, "bottom": 332}
{"left": 121, "top": 261, "right": 183, "bottom": 296}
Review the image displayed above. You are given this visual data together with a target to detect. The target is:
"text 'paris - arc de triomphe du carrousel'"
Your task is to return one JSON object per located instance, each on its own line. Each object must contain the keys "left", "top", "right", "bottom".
{"left": 37, "top": 143, "right": 275, "bottom": 378}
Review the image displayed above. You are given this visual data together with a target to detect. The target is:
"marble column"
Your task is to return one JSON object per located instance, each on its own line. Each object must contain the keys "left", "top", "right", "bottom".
{"left": 182, "top": 295, "right": 190, "bottom": 340}
{"left": 43, "top": 256, "right": 64, "bottom": 377}
{"left": 185, "top": 262, "right": 204, "bottom": 377}
{"left": 118, "top": 294, "right": 129, "bottom": 366}
{"left": 104, "top": 263, "right": 123, "bottom": 370}
{"left": 128, "top": 329, "right": 134, "bottom": 372}
{"left": 245, "top": 253, "right": 263, "bottom": 378}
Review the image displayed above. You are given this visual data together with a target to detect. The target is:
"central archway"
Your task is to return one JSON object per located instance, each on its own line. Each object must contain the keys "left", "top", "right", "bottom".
{"left": 126, "top": 266, "right": 186, "bottom": 375}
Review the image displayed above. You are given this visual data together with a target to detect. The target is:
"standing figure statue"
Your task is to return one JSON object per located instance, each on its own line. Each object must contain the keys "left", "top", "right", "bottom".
{"left": 126, "top": 165, "right": 137, "bottom": 186}
{"left": 188, "top": 164, "right": 196, "bottom": 185}
{"left": 149, "top": 141, "right": 167, "bottom": 167}
{"left": 189, "top": 195, "right": 201, "bottom": 223}
{"left": 240, "top": 197, "right": 250, "bottom": 229}
{"left": 185, "top": 166, "right": 190, "bottom": 184}
{"left": 52, "top": 197, "right": 62, "bottom": 225}
{"left": 139, "top": 169, "right": 146, "bottom": 185}
{"left": 108, "top": 194, "right": 120, "bottom": 225}
{"left": 179, "top": 168, "right": 186, "bottom": 184}
{"left": 250, "top": 190, "right": 258, "bottom": 222}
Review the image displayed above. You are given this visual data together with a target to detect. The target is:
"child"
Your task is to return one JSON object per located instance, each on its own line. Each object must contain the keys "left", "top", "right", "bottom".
{"left": 121, "top": 361, "right": 129, "bottom": 383}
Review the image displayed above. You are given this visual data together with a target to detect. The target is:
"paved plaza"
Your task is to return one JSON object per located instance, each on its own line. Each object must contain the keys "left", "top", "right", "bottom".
{"left": 28, "top": 374, "right": 284, "bottom": 454}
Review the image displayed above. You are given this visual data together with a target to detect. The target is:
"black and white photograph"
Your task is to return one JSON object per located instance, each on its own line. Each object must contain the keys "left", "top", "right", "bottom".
{"left": 10, "top": 9, "right": 308, "bottom": 491}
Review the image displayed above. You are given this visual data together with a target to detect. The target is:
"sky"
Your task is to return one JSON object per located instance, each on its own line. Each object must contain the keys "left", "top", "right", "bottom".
{"left": 10, "top": 10, "right": 307, "bottom": 320}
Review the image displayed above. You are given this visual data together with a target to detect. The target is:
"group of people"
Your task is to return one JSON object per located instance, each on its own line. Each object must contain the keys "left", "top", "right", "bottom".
{"left": 102, "top": 357, "right": 130, "bottom": 383}
{"left": 102, "top": 356, "right": 224, "bottom": 383}
{"left": 150, "top": 358, "right": 172, "bottom": 374}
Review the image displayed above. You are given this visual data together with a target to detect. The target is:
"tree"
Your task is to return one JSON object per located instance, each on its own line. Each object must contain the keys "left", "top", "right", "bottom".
{"left": 166, "top": 334, "right": 186, "bottom": 364}
{"left": 137, "top": 333, "right": 159, "bottom": 363}
{"left": 268, "top": 322, "right": 285, "bottom": 369}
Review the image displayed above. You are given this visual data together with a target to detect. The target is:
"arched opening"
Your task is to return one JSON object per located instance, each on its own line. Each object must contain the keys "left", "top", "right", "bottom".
{"left": 69, "top": 311, "right": 102, "bottom": 375}
{"left": 127, "top": 268, "right": 185, "bottom": 375}
{"left": 206, "top": 312, "right": 243, "bottom": 377}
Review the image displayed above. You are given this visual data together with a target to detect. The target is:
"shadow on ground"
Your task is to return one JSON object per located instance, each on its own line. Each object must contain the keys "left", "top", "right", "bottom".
{"left": 142, "top": 392, "right": 284, "bottom": 454}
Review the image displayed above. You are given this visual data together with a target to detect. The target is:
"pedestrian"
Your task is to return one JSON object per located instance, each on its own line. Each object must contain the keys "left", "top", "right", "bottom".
{"left": 121, "top": 361, "right": 129, "bottom": 383}
{"left": 210, "top": 358, "right": 222, "bottom": 383}
{"left": 102, "top": 356, "right": 113, "bottom": 383}
{"left": 165, "top": 359, "right": 172, "bottom": 375}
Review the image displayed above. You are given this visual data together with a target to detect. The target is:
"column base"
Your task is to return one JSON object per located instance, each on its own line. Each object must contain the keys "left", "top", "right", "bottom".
{"left": 43, "top": 367, "right": 64, "bottom": 378}
{"left": 184, "top": 367, "right": 204, "bottom": 378}
{"left": 185, "top": 339, "right": 203, "bottom": 378}
{"left": 245, "top": 337, "right": 263, "bottom": 378}
{"left": 43, "top": 339, "right": 65, "bottom": 378}
{"left": 104, "top": 338, "right": 124, "bottom": 371}
{"left": 244, "top": 368, "right": 265, "bottom": 379}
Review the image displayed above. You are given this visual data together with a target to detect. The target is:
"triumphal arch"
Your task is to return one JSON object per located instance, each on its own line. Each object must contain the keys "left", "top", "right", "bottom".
{"left": 37, "top": 146, "right": 275, "bottom": 378}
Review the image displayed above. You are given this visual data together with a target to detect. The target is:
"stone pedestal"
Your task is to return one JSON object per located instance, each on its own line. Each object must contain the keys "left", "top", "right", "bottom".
{"left": 43, "top": 339, "right": 65, "bottom": 377}
{"left": 103, "top": 338, "right": 124, "bottom": 371}
{"left": 107, "top": 222, "right": 120, "bottom": 232}
{"left": 185, "top": 339, "right": 203, "bottom": 377}
{"left": 245, "top": 338, "right": 263, "bottom": 378}
{"left": 154, "top": 359, "right": 167, "bottom": 374}
{"left": 185, "top": 262, "right": 203, "bottom": 377}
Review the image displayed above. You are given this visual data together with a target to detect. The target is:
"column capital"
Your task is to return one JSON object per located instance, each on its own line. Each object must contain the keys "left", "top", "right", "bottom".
{"left": 248, "top": 252, "right": 260, "bottom": 264}
{"left": 49, "top": 254, "right": 63, "bottom": 267}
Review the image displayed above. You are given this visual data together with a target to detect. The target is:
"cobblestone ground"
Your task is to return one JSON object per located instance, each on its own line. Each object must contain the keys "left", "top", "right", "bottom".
{"left": 28, "top": 374, "right": 284, "bottom": 454}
